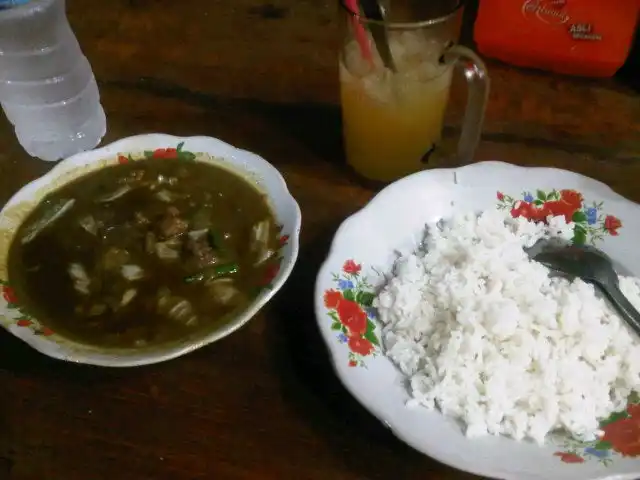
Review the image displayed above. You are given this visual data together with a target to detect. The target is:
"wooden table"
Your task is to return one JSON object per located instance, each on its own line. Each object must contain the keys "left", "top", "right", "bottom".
{"left": 0, "top": 1, "right": 638, "bottom": 479}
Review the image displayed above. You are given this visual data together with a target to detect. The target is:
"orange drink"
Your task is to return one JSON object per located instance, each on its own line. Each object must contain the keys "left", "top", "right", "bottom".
{"left": 339, "top": 1, "right": 489, "bottom": 182}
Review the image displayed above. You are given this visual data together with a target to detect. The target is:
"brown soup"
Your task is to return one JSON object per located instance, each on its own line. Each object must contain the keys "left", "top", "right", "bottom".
{"left": 8, "top": 158, "right": 280, "bottom": 348}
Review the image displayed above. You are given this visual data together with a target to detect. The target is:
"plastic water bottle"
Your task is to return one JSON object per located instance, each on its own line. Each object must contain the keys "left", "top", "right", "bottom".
{"left": 0, "top": 0, "right": 106, "bottom": 161}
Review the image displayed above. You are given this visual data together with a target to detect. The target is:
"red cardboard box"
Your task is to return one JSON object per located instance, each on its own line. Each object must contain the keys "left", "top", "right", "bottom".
{"left": 474, "top": 0, "right": 639, "bottom": 77}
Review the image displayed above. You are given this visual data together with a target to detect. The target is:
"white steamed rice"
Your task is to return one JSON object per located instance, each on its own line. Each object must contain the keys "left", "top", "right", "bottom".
{"left": 374, "top": 209, "right": 640, "bottom": 445}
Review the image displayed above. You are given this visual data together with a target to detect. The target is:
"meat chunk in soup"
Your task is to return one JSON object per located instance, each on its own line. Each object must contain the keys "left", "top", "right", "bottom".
{"left": 158, "top": 207, "right": 189, "bottom": 239}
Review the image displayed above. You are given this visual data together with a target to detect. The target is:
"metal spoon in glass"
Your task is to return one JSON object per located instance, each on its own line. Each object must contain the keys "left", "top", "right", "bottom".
{"left": 360, "top": 0, "right": 396, "bottom": 72}
{"left": 526, "top": 240, "right": 640, "bottom": 337}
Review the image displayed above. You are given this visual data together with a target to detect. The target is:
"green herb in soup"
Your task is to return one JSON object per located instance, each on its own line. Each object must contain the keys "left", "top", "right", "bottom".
{"left": 8, "top": 158, "right": 280, "bottom": 348}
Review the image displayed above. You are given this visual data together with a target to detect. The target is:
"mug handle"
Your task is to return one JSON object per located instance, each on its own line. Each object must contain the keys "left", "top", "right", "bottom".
{"left": 442, "top": 45, "right": 490, "bottom": 165}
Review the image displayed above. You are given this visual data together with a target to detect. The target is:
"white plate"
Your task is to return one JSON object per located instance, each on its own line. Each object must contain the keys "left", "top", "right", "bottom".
{"left": 0, "top": 134, "right": 301, "bottom": 367}
{"left": 314, "top": 161, "right": 640, "bottom": 480}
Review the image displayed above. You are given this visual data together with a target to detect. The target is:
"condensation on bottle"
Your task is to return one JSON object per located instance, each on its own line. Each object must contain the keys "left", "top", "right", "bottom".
{"left": 0, "top": 0, "right": 106, "bottom": 162}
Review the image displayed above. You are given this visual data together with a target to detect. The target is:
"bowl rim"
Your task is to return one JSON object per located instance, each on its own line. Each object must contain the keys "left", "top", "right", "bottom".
{"left": 0, "top": 133, "right": 302, "bottom": 367}
{"left": 314, "top": 160, "right": 640, "bottom": 480}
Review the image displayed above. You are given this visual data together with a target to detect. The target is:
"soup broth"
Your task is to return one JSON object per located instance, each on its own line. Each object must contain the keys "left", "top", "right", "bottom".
{"left": 8, "top": 158, "right": 280, "bottom": 348}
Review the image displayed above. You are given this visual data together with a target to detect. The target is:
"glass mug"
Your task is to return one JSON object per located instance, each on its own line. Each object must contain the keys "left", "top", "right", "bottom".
{"left": 339, "top": 0, "right": 489, "bottom": 182}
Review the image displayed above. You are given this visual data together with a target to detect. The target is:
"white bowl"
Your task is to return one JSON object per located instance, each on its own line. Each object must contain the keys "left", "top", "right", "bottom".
{"left": 314, "top": 161, "right": 640, "bottom": 480}
{"left": 0, "top": 134, "right": 301, "bottom": 367}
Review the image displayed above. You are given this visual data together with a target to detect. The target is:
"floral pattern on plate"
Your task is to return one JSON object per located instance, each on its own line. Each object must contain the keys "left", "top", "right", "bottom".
{"left": 554, "top": 394, "right": 640, "bottom": 465}
{"left": 497, "top": 187, "right": 633, "bottom": 465}
{"left": 496, "top": 189, "right": 622, "bottom": 244}
{"left": 323, "top": 260, "right": 379, "bottom": 367}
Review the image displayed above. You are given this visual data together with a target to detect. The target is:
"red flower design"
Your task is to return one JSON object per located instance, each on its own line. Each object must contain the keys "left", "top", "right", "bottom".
{"left": 511, "top": 198, "right": 578, "bottom": 224}
{"left": 560, "top": 189, "right": 584, "bottom": 210}
{"left": 601, "top": 414, "right": 640, "bottom": 457}
{"left": 324, "top": 289, "right": 342, "bottom": 309}
{"left": 263, "top": 261, "right": 281, "bottom": 285}
{"left": 336, "top": 299, "right": 367, "bottom": 335}
{"left": 545, "top": 200, "right": 577, "bottom": 223}
{"left": 342, "top": 260, "right": 361, "bottom": 275}
{"left": 627, "top": 403, "right": 640, "bottom": 417}
{"left": 2, "top": 286, "right": 17, "bottom": 304}
{"left": 511, "top": 201, "right": 542, "bottom": 221}
{"left": 528, "top": 203, "right": 552, "bottom": 223}
{"left": 152, "top": 148, "right": 178, "bottom": 159}
{"left": 348, "top": 335, "right": 374, "bottom": 356}
{"left": 348, "top": 360, "right": 358, "bottom": 367}
{"left": 604, "top": 215, "right": 622, "bottom": 236}
{"left": 16, "top": 319, "right": 32, "bottom": 327}
{"left": 510, "top": 200, "right": 527, "bottom": 218}
{"left": 497, "top": 191, "right": 504, "bottom": 201}
{"left": 553, "top": 452, "right": 585, "bottom": 463}
{"left": 279, "top": 235, "right": 289, "bottom": 246}
{"left": 41, "top": 327, "right": 54, "bottom": 337}
{"left": 117, "top": 155, "right": 129, "bottom": 165}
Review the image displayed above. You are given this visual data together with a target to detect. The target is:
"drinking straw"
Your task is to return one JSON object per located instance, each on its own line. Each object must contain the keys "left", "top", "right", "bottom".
{"left": 345, "top": 0, "right": 373, "bottom": 64}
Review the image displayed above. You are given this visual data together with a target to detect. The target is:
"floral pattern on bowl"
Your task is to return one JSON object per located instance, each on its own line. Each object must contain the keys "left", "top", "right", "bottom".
{"left": 0, "top": 134, "right": 301, "bottom": 367}
{"left": 1, "top": 282, "right": 54, "bottom": 337}
{"left": 315, "top": 161, "right": 640, "bottom": 480}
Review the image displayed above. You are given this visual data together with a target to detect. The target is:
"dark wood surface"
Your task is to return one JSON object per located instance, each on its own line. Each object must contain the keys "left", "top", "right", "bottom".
{"left": 0, "top": 1, "right": 638, "bottom": 479}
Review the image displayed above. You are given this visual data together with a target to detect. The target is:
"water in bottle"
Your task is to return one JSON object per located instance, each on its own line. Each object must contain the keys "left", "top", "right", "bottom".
{"left": 0, "top": 0, "right": 106, "bottom": 161}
